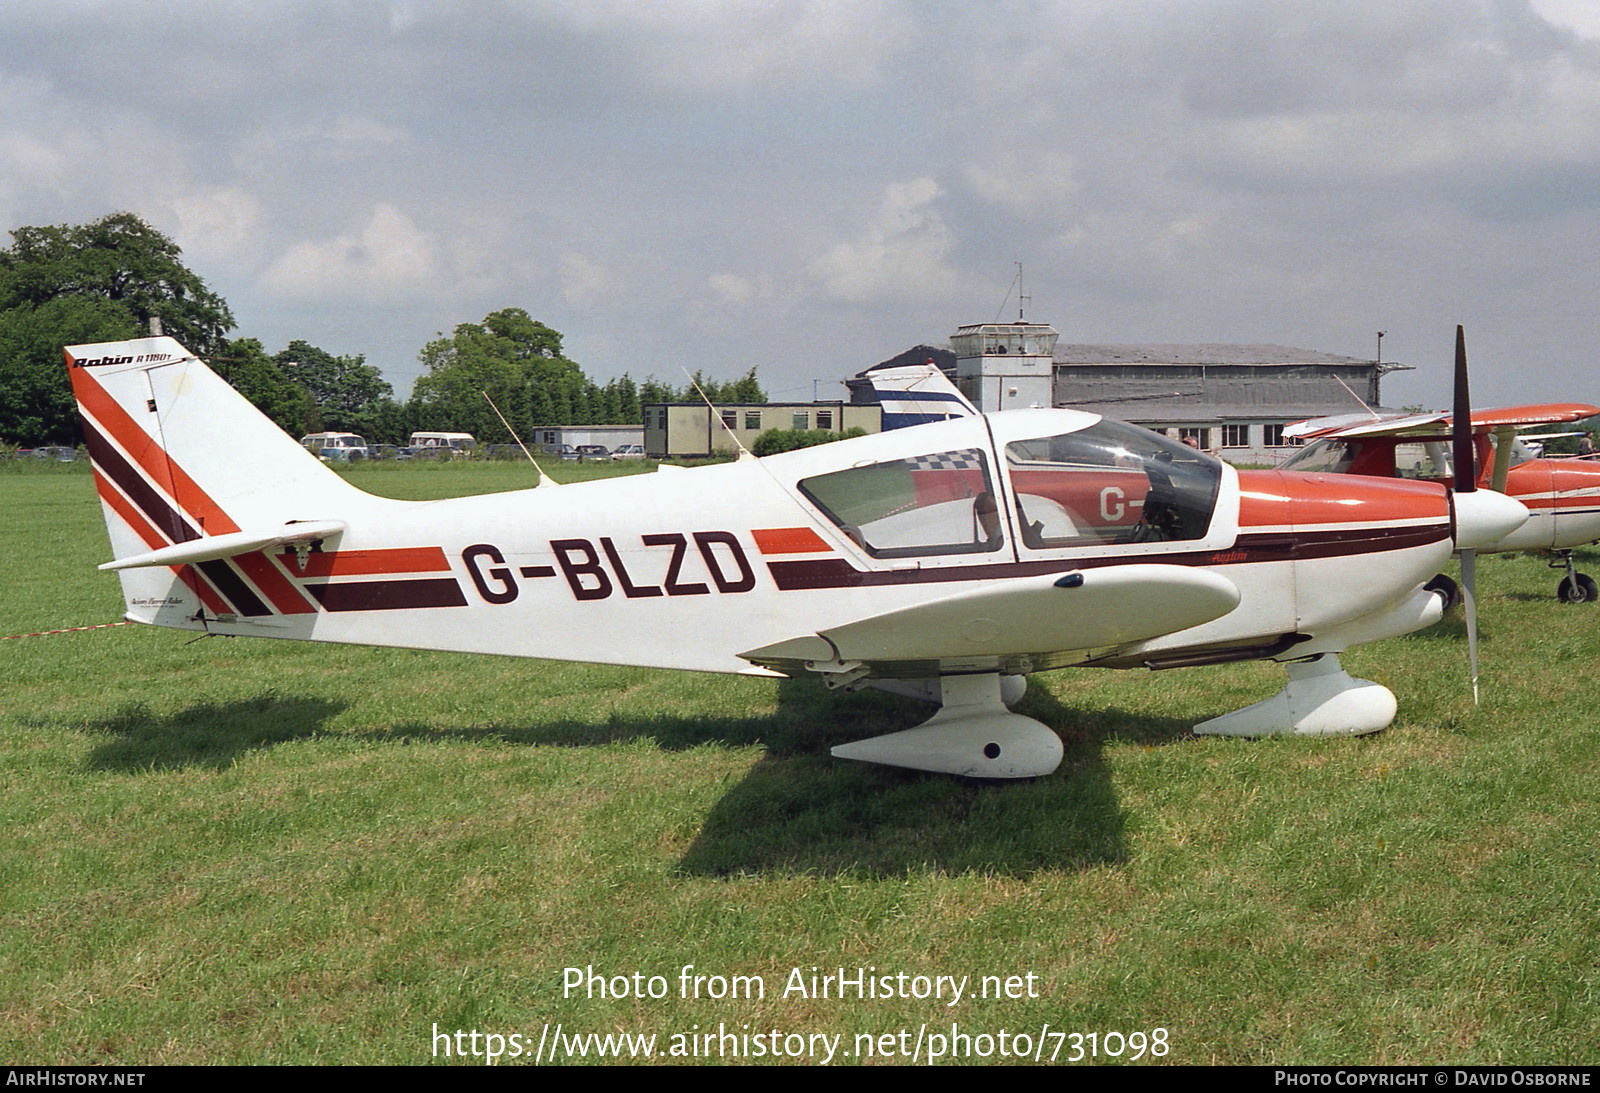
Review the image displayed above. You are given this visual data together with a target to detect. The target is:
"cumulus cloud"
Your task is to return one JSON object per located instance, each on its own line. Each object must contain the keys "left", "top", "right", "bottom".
{"left": 164, "top": 188, "right": 263, "bottom": 261}
{"left": 1532, "top": 0, "right": 1600, "bottom": 38}
{"left": 234, "top": 115, "right": 410, "bottom": 173}
{"left": 807, "top": 178, "right": 957, "bottom": 303}
{"left": 262, "top": 203, "right": 435, "bottom": 302}
{"left": 964, "top": 149, "right": 1080, "bottom": 216}
{"left": 3, "top": 0, "right": 1600, "bottom": 404}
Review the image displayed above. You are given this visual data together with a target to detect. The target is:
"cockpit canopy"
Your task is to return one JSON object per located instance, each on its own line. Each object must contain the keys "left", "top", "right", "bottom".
{"left": 1280, "top": 433, "right": 1536, "bottom": 482}
{"left": 796, "top": 415, "right": 1223, "bottom": 558}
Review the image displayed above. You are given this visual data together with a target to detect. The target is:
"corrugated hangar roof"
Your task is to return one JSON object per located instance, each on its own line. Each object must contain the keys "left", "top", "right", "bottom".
{"left": 1070, "top": 402, "right": 1409, "bottom": 424}
{"left": 1053, "top": 344, "right": 1376, "bottom": 366}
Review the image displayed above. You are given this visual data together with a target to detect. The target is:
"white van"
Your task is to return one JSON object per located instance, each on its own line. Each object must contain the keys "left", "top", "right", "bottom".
{"left": 407, "top": 431, "right": 476, "bottom": 455}
{"left": 300, "top": 432, "right": 368, "bottom": 461}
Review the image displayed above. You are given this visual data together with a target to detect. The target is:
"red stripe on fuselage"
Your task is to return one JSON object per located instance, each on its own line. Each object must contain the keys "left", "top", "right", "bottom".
{"left": 274, "top": 547, "right": 451, "bottom": 578}
{"left": 751, "top": 527, "right": 832, "bottom": 555}
{"left": 234, "top": 553, "right": 319, "bottom": 614}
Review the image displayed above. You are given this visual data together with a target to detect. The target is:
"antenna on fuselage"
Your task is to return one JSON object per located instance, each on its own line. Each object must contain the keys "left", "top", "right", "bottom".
{"left": 481, "top": 390, "right": 557, "bottom": 487}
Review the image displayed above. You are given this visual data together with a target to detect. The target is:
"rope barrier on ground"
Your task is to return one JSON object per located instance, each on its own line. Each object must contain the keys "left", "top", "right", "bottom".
{"left": 1, "top": 621, "right": 134, "bottom": 641}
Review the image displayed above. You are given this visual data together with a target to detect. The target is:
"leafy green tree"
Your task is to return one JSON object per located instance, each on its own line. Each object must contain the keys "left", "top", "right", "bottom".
{"left": 272, "top": 339, "right": 393, "bottom": 433}
{"left": 0, "top": 212, "right": 234, "bottom": 353}
{"left": 725, "top": 367, "right": 766, "bottom": 403}
{"left": 407, "top": 306, "right": 765, "bottom": 436}
{"left": 0, "top": 213, "right": 235, "bottom": 443}
{"left": 216, "top": 338, "right": 314, "bottom": 437}
{"left": 0, "top": 296, "right": 137, "bottom": 443}
{"left": 409, "top": 308, "right": 584, "bottom": 439}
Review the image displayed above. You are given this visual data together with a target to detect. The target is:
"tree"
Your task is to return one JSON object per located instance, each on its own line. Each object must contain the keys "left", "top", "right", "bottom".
{"left": 0, "top": 296, "right": 137, "bottom": 443}
{"left": 0, "top": 212, "right": 234, "bottom": 353}
{"left": 409, "top": 308, "right": 584, "bottom": 440}
{"left": 215, "top": 338, "right": 314, "bottom": 437}
{"left": 0, "top": 213, "right": 235, "bottom": 443}
{"left": 406, "top": 306, "right": 764, "bottom": 437}
{"left": 272, "top": 339, "right": 393, "bottom": 434}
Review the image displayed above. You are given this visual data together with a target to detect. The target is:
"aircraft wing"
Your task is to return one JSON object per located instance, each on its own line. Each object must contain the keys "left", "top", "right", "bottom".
{"left": 1285, "top": 403, "right": 1600, "bottom": 442}
{"left": 741, "top": 564, "right": 1241, "bottom": 670}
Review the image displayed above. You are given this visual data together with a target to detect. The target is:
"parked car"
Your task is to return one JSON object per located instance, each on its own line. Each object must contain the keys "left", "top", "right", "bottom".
{"left": 407, "top": 431, "right": 476, "bottom": 456}
{"left": 300, "top": 432, "right": 368, "bottom": 461}
{"left": 575, "top": 444, "right": 610, "bottom": 461}
{"left": 23, "top": 445, "right": 80, "bottom": 462}
{"left": 610, "top": 444, "right": 646, "bottom": 460}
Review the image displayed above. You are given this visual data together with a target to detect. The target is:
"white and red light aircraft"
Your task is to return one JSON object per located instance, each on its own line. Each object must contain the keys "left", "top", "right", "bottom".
{"left": 66, "top": 335, "right": 1526, "bottom": 779}
{"left": 1282, "top": 402, "right": 1600, "bottom": 602}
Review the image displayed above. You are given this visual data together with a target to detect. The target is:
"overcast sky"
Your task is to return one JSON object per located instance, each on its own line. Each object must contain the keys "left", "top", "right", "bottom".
{"left": 4, "top": 0, "right": 1598, "bottom": 410}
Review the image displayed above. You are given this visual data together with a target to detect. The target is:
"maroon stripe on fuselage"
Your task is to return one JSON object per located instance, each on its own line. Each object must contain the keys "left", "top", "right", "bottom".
{"left": 764, "top": 524, "right": 1451, "bottom": 591}
{"left": 305, "top": 579, "right": 469, "bottom": 612}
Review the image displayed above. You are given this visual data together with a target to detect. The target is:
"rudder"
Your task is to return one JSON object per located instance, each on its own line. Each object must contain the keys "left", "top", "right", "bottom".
{"left": 65, "top": 336, "right": 375, "bottom": 626}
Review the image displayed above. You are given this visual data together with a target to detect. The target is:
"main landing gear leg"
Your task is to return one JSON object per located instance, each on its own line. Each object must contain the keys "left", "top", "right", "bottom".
{"left": 1551, "top": 550, "right": 1598, "bottom": 603}
{"left": 832, "top": 672, "right": 1062, "bottom": 778}
{"left": 1192, "top": 653, "right": 1397, "bottom": 738}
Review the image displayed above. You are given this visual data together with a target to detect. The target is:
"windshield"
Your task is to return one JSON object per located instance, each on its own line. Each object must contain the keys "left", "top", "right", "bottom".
{"left": 798, "top": 447, "right": 1003, "bottom": 558}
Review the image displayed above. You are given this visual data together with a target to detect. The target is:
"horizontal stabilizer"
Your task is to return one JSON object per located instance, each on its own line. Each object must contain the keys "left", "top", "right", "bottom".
{"left": 99, "top": 520, "right": 346, "bottom": 571}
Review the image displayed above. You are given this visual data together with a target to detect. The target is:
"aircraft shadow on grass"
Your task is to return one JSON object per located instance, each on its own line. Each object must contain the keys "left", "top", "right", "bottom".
{"left": 66, "top": 675, "right": 1197, "bottom": 877}
{"left": 77, "top": 694, "right": 347, "bottom": 772}
{"left": 662, "top": 678, "right": 1138, "bottom": 878}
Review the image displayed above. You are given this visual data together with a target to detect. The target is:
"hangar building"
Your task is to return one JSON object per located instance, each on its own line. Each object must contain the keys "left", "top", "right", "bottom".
{"left": 859, "top": 318, "right": 1411, "bottom": 464}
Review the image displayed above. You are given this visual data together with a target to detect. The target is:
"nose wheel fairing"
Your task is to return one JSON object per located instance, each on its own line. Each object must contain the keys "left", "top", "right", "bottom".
{"left": 1193, "top": 654, "right": 1397, "bottom": 738}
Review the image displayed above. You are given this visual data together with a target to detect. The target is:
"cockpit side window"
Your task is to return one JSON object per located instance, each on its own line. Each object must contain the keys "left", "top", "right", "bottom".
{"left": 1393, "top": 440, "right": 1453, "bottom": 480}
{"left": 1280, "top": 438, "right": 1358, "bottom": 474}
{"left": 1497, "top": 434, "right": 1538, "bottom": 470}
{"left": 1005, "top": 421, "right": 1222, "bottom": 547}
{"left": 798, "top": 448, "right": 1004, "bottom": 558}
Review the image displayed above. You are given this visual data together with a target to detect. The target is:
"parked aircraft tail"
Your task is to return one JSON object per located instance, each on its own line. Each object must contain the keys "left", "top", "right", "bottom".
{"left": 861, "top": 362, "right": 976, "bottom": 429}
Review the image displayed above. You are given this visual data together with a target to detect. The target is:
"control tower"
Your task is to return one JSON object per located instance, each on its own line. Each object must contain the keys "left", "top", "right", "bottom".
{"left": 951, "top": 317, "right": 1059, "bottom": 413}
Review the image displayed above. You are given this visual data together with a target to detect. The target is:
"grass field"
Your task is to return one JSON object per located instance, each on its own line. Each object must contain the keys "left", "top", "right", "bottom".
{"left": 2, "top": 458, "right": 1598, "bottom": 1065}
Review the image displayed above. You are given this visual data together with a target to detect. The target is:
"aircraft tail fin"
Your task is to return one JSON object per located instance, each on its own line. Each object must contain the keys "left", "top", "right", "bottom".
{"left": 64, "top": 335, "right": 376, "bottom": 623}
{"left": 861, "top": 363, "right": 976, "bottom": 430}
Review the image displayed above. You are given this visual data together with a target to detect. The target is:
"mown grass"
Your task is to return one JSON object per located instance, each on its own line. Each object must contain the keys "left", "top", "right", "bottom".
{"left": 2, "top": 461, "right": 1597, "bottom": 1065}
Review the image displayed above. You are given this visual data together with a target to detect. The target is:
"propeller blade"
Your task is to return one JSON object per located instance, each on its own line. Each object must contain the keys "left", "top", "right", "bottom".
{"left": 1452, "top": 326, "right": 1484, "bottom": 704}
{"left": 1452, "top": 324, "right": 1476, "bottom": 494}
